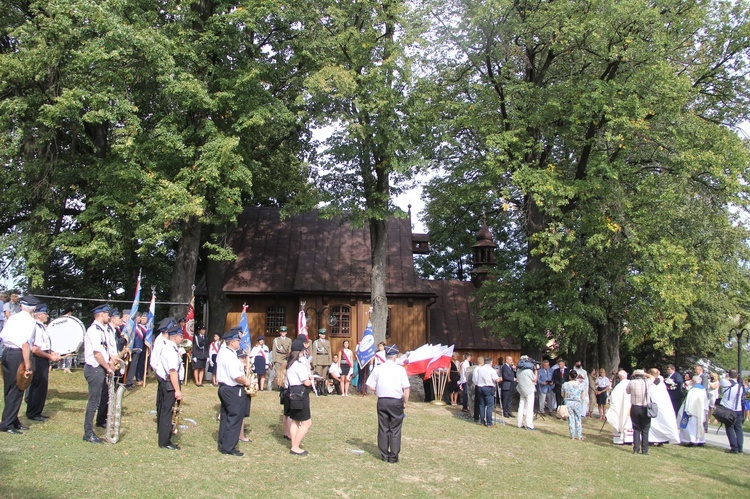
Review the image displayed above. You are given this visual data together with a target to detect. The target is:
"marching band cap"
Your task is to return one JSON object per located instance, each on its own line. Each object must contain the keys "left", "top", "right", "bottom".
{"left": 91, "top": 303, "right": 110, "bottom": 315}
{"left": 236, "top": 349, "right": 248, "bottom": 358}
{"left": 297, "top": 333, "right": 308, "bottom": 343}
{"left": 35, "top": 303, "right": 48, "bottom": 314}
{"left": 18, "top": 295, "right": 40, "bottom": 307}
{"left": 110, "top": 307, "right": 121, "bottom": 317}
{"left": 60, "top": 307, "right": 73, "bottom": 315}
{"left": 176, "top": 316, "right": 185, "bottom": 323}
{"left": 291, "top": 339, "right": 305, "bottom": 352}
{"left": 257, "top": 336, "right": 265, "bottom": 341}
{"left": 318, "top": 328, "right": 327, "bottom": 335}
{"left": 224, "top": 329, "right": 241, "bottom": 341}
{"left": 167, "top": 324, "right": 183, "bottom": 336}
{"left": 198, "top": 324, "right": 207, "bottom": 331}
{"left": 157, "top": 317, "right": 176, "bottom": 333}
{"left": 278, "top": 326, "right": 288, "bottom": 332}
{"left": 385, "top": 344, "right": 399, "bottom": 356}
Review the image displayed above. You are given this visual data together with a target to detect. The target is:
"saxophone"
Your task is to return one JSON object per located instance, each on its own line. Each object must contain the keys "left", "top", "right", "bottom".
{"left": 171, "top": 399, "right": 182, "bottom": 435}
{"left": 104, "top": 372, "right": 126, "bottom": 444}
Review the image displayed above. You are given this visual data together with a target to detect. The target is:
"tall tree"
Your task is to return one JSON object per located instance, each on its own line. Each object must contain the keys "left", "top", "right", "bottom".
{"left": 306, "top": 0, "right": 417, "bottom": 343}
{"left": 417, "top": 0, "right": 750, "bottom": 372}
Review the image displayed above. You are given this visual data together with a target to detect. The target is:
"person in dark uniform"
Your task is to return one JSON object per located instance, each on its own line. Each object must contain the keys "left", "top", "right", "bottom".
{"left": 216, "top": 328, "right": 252, "bottom": 456}
{"left": 0, "top": 295, "right": 40, "bottom": 434}
{"left": 156, "top": 324, "right": 184, "bottom": 450}
{"left": 366, "top": 344, "right": 410, "bottom": 463}
{"left": 664, "top": 364, "right": 684, "bottom": 415}
{"left": 83, "top": 304, "right": 114, "bottom": 444}
{"left": 26, "top": 304, "right": 61, "bottom": 421}
{"left": 553, "top": 359, "right": 569, "bottom": 408}
{"left": 125, "top": 312, "right": 145, "bottom": 387}
{"left": 191, "top": 325, "right": 208, "bottom": 386}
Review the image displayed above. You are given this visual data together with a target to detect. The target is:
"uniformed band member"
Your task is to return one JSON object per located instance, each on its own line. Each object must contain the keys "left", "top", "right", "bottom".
{"left": 216, "top": 328, "right": 253, "bottom": 456}
{"left": 272, "top": 325, "right": 291, "bottom": 390}
{"left": 83, "top": 304, "right": 114, "bottom": 443}
{"left": 157, "top": 324, "right": 184, "bottom": 450}
{"left": 95, "top": 307, "right": 122, "bottom": 429}
{"left": 152, "top": 317, "right": 176, "bottom": 423}
{"left": 366, "top": 344, "right": 410, "bottom": 463}
{"left": 311, "top": 328, "right": 332, "bottom": 395}
{"left": 26, "top": 304, "right": 61, "bottom": 421}
{"left": 0, "top": 295, "right": 39, "bottom": 434}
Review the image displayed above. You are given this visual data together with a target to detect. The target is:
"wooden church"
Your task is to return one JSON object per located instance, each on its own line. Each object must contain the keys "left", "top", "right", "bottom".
{"left": 220, "top": 207, "right": 519, "bottom": 363}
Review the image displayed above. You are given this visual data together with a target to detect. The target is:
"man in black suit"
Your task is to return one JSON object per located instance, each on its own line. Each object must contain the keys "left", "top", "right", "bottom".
{"left": 500, "top": 356, "right": 516, "bottom": 417}
{"left": 552, "top": 359, "right": 568, "bottom": 407}
{"left": 664, "top": 364, "right": 684, "bottom": 415}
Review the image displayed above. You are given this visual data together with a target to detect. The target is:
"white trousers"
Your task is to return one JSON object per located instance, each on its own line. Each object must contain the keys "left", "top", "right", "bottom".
{"left": 517, "top": 391, "right": 536, "bottom": 428}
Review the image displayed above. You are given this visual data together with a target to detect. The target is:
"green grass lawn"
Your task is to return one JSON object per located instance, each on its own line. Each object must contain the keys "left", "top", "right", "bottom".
{"left": 0, "top": 370, "right": 748, "bottom": 498}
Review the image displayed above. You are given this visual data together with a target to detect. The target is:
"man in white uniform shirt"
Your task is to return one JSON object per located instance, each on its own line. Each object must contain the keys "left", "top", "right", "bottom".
{"left": 0, "top": 295, "right": 39, "bottom": 434}
{"left": 157, "top": 324, "right": 184, "bottom": 450}
{"left": 150, "top": 317, "right": 176, "bottom": 423}
{"left": 366, "top": 344, "right": 410, "bottom": 463}
{"left": 95, "top": 307, "right": 122, "bottom": 429}
{"left": 26, "top": 304, "right": 60, "bottom": 422}
{"left": 216, "top": 328, "right": 252, "bottom": 456}
{"left": 83, "top": 304, "right": 115, "bottom": 443}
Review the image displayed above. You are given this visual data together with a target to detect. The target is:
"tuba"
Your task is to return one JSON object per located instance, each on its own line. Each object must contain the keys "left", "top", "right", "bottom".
{"left": 104, "top": 372, "right": 126, "bottom": 444}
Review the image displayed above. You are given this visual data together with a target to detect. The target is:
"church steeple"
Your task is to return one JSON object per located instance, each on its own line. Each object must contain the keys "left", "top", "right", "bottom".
{"left": 471, "top": 215, "right": 496, "bottom": 288}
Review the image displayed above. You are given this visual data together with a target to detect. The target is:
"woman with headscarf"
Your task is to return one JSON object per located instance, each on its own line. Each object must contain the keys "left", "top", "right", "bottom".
{"left": 678, "top": 374, "right": 708, "bottom": 446}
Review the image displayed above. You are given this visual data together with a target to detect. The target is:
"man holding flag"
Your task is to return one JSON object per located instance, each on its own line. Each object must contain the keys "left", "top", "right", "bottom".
{"left": 367, "top": 344, "right": 410, "bottom": 463}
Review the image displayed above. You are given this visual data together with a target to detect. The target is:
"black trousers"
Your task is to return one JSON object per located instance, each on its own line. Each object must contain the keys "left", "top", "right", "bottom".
{"left": 158, "top": 378, "right": 176, "bottom": 447}
{"left": 0, "top": 349, "right": 25, "bottom": 431}
{"left": 630, "top": 405, "right": 651, "bottom": 454}
{"left": 218, "top": 384, "right": 245, "bottom": 453}
{"left": 96, "top": 373, "right": 110, "bottom": 427}
{"left": 501, "top": 387, "right": 513, "bottom": 416}
{"left": 126, "top": 350, "right": 144, "bottom": 385}
{"left": 26, "top": 355, "right": 49, "bottom": 419}
{"left": 83, "top": 365, "right": 105, "bottom": 437}
{"left": 376, "top": 397, "right": 405, "bottom": 462}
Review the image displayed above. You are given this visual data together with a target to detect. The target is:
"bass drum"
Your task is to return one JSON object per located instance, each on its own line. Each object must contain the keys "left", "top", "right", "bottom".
{"left": 47, "top": 316, "right": 86, "bottom": 355}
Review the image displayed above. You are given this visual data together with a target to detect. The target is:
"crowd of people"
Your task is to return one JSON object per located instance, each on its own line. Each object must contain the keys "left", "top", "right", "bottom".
{"left": 445, "top": 353, "right": 749, "bottom": 455}
{"left": 0, "top": 295, "right": 411, "bottom": 462}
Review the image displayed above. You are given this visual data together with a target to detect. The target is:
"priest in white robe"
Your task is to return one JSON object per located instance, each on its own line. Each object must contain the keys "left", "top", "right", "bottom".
{"left": 677, "top": 374, "right": 707, "bottom": 446}
{"left": 606, "top": 370, "right": 633, "bottom": 444}
{"left": 647, "top": 369, "right": 680, "bottom": 445}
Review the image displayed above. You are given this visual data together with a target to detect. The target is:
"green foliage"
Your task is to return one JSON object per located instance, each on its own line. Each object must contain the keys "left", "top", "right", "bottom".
{"left": 417, "top": 0, "right": 750, "bottom": 367}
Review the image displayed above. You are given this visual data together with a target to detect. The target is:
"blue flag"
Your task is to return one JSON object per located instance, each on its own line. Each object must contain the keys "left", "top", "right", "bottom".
{"left": 356, "top": 321, "right": 376, "bottom": 367}
{"left": 126, "top": 271, "right": 141, "bottom": 348}
{"left": 144, "top": 292, "right": 155, "bottom": 348}
{"left": 239, "top": 304, "right": 251, "bottom": 351}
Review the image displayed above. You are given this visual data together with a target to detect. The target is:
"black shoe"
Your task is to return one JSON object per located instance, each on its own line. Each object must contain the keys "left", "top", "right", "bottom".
{"left": 725, "top": 449, "right": 741, "bottom": 454}
{"left": 30, "top": 416, "right": 47, "bottom": 422}
{"left": 95, "top": 422, "right": 107, "bottom": 429}
{"left": 15, "top": 424, "right": 29, "bottom": 431}
{"left": 161, "top": 444, "right": 180, "bottom": 450}
{"left": 221, "top": 449, "right": 244, "bottom": 457}
{"left": 3, "top": 428, "right": 23, "bottom": 435}
{"left": 83, "top": 434, "right": 104, "bottom": 444}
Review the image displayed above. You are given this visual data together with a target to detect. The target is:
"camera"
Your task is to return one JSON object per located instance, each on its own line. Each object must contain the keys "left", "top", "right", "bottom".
{"left": 517, "top": 356, "right": 537, "bottom": 370}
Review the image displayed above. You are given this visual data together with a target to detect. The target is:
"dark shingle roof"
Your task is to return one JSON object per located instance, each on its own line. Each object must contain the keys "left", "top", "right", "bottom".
{"left": 222, "top": 207, "right": 434, "bottom": 297}
{"left": 427, "top": 280, "right": 519, "bottom": 350}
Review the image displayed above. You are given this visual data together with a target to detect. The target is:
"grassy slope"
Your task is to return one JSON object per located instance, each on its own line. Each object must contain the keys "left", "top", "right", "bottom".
{"left": 0, "top": 370, "right": 748, "bottom": 498}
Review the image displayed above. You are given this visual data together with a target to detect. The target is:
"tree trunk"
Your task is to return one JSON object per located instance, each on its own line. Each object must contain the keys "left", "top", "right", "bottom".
{"left": 205, "top": 255, "right": 231, "bottom": 336}
{"left": 597, "top": 319, "right": 620, "bottom": 375}
{"left": 169, "top": 216, "right": 201, "bottom": 319}
{"left": 370, "top": 218, "right": 388, "bottom": 345}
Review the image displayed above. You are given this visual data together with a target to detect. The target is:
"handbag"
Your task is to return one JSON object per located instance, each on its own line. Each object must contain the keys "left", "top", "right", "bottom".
{"left": 713, "top": 381, "right": 741, "bottom": 425}
{"left": 288, "top": 385, "right": 306, "bottom": 410}
{"left": 679, "top": 411, "right": 690, "bottom": 429}
{"left": 557, "top": 404, "right": 569, "bottom": 419}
